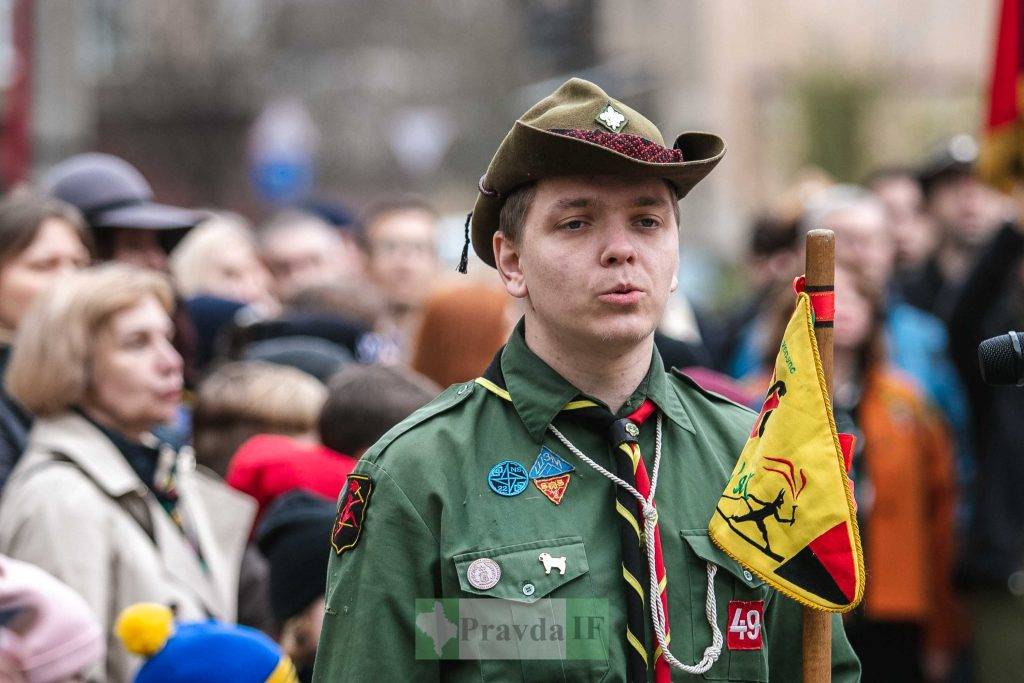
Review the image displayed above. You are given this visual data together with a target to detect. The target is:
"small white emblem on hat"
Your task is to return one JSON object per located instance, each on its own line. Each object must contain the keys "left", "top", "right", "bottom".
{"left": 466, "top": 558, "right": 501, "bottom": 590}
{"left": 595, "top": 104, "right": 627, "bottom": 133}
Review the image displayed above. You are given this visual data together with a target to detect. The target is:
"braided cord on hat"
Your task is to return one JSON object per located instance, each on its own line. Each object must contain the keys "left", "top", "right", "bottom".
{"left": 457, "top": 212, "right": 472, "bottom": 274}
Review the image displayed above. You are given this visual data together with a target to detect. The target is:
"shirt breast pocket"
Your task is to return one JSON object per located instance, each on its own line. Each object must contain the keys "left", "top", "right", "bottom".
{"left": 680, "top": 530, "right": 769, "bottom": 682}
{"left": 451, "top": 536, "right": 609, "bottom": 682}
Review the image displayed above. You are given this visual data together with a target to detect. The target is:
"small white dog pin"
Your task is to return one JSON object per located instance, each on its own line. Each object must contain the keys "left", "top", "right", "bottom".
{"left": 538, "top": 552, "right": 567, "bottom": 575}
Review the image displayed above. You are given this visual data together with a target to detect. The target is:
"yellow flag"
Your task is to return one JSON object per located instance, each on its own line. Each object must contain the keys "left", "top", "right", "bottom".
{"left": 709, "top": 292, "right": 865, "bottom": 612}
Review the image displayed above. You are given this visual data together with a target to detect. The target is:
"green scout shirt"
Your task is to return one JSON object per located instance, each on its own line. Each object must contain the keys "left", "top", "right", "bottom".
{"left": 314, "top": 325, "right": 860, "bottom": 682}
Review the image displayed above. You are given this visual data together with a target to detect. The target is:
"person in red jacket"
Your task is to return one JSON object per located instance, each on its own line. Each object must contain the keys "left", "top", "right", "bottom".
{"left": 227, "top": 434, "right": 356, "bottom": 525}
{"left": 227, "top": 363, "right": 440, "bottom": 523}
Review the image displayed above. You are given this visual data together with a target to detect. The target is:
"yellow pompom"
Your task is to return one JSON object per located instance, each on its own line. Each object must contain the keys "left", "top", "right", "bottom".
{"left": 115, "top": 603, "right": 175, "bottom": 657}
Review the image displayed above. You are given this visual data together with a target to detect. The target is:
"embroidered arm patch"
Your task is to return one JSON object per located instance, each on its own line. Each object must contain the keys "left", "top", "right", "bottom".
{"left": 332, "top": 474, "right": 374, "bottom": 556}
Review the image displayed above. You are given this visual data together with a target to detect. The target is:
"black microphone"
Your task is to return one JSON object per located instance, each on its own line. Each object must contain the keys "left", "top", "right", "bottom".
{"left": 979, "top": 331, "right": 1024, "bottom": 386}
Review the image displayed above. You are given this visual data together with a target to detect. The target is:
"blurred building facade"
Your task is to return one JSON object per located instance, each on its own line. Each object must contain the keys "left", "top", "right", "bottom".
{"left": 1, "top": 0, "right": 998, "bottom": 261}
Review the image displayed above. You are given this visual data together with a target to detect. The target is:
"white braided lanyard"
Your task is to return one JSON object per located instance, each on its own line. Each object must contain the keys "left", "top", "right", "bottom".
{"left": 548, "top": 412, "right": 724, "bottom": 675}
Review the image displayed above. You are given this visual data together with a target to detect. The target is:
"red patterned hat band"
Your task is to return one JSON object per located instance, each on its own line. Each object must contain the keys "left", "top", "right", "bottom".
{"left": 549, "top": 128, "right": 685, "bottom": 164}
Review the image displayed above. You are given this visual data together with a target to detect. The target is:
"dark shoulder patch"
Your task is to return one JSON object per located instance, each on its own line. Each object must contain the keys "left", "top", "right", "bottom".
{"left": 670, "top": 367, "right": 757, "bottom": 415}
{"left": 359, "top": 381, "right": 477, "bottom": 465}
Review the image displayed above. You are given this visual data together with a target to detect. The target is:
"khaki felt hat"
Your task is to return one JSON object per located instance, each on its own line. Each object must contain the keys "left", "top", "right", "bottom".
{"left": 469, "top": 78, "right": 726, "bottom": 268}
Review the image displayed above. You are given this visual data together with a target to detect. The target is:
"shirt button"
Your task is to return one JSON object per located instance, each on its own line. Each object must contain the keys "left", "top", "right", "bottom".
{"left": 1009, "top": 570, "right": 1024, "bottom": 596}
{"left": 743, "top": 570, "right": 754, "bottom": 582}
{"left": 522, "top": 583, "right": 536, "bottom": 597}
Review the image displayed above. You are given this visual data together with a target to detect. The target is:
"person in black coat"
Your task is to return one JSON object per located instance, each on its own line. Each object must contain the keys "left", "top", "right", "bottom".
{"left": 946, "top": 218, "right": 1024, "bottom": 679}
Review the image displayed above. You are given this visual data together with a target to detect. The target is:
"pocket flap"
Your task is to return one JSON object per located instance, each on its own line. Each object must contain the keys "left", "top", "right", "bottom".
{"left": 453, "top": 536, "right": 590, "bottom": 603}
{"left": 680, "top": 530, "right": 764, "bottom": 589}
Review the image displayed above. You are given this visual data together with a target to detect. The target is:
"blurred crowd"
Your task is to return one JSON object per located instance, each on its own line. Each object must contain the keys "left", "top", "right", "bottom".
{"left": 0, "top": 132, "right": 1019, "bottom": 682}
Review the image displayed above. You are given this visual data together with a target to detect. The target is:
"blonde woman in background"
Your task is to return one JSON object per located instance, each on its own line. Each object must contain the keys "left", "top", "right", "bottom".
{"left": 170, "top": 213, "right": 278, "bottom": 312}
{"left": 0, "top": 264, "right": 255, "bottom": 682}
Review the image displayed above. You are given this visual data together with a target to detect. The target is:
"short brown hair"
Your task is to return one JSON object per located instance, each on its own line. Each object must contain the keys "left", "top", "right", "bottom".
{"left": 192, "top": 361, "right": 327, "bottom": 477}
{"left": 0, "top": 187, "right": 92, "bottom": 267}
{"left": 6, "top": 264, "right": 173, "bottom": 416}
{"left": 318, "top": 365, "right": 439, "bottom": 455}
{"left": 497, "top": 179, "right": 680, "bottom": 245}
{"left": 497, "top": 183, "right": 537, "bottom": 245}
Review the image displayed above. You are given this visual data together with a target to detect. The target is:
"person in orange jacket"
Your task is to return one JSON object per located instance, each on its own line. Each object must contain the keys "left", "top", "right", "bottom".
{"left": 749, "top": 261, "right": 962, "bottom": 682}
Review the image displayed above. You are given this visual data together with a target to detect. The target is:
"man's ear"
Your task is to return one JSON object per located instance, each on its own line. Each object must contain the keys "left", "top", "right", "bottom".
{"left": 670, "top": 273, "right": 679, "bottom": 293}
{"left": 494, "top": 231, "right": 528, "bottom": 299}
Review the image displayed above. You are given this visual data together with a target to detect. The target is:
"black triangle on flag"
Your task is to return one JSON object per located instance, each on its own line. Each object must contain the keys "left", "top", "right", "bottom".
{"left": 773, "top": 545, "right": 849, "bottom": 606}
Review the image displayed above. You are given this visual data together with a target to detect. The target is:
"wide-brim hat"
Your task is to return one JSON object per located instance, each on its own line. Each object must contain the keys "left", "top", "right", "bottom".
{"left": 470, "top": 78, "right": 726, "bottom": 268}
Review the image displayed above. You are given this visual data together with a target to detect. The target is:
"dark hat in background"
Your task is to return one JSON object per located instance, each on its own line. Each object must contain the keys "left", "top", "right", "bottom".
{"left": 301, "top": 198, "right": 361, "bottom": 236}
{"left": 255, "top": 490, "right": 337, "bottom": 625}
{"left": 470, "top": 77, "right": 726, "bottom": 268}
{"left": 229, "top": 311, "right": 368, "bottom": 361}
{"left": 41, "top": 153, "right": 203, "bottom": 234}
{"left": 184, "top": 296, "right": 248, "bottom": 373}
{"left": 243, "top": 335, "right": 353, "bottom": 382}
{"left": 918, "top": 134, "right": 979, "bottom": 197}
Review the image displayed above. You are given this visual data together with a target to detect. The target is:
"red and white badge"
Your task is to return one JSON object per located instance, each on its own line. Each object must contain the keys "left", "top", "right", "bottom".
{"left": 727, "top": 600, "right": 764, "bottom": 650}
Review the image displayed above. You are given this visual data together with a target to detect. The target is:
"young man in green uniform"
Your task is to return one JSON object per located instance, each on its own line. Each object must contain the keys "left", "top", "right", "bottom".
{"left": 314, "top": 78, "right": 860, "bottom": 681}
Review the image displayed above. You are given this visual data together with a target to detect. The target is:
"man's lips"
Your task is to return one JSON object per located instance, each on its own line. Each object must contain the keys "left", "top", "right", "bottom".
{"left": 598, "top": 285, "right": 645, "bottom": 306}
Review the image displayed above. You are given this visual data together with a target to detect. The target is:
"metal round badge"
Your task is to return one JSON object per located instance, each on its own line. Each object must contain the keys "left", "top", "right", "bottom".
{"left": 466, "top": 558, "right": 501, "bottom": 590}
{"left": 625, "top": 422, "right": 640, "bottom": 438}
{"left": 487, "top": 460, "right": 529, "bottom": 497}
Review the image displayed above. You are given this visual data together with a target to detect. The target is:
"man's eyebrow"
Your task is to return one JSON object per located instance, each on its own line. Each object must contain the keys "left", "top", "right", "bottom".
{"left": 551, "top": 196, "right": 597, "bottom": 211}
{"left": 632, "top": 195, "right": 672, "bottom": 208}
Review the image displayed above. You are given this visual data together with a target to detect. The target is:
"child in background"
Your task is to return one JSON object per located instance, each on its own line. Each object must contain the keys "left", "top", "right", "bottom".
{"left": 255, "top": 491, "right": 337, "bottom": 682}
{"left": 115, "top": 603, "right": 298, "bottom": 683}
{"left": 317, "top": 364, "right": 438, "bottom": 458}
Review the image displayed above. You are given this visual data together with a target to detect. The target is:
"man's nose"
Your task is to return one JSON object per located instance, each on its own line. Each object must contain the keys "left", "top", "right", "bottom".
{"left": 600, "top": 225, "right": 638, "bottom": 266}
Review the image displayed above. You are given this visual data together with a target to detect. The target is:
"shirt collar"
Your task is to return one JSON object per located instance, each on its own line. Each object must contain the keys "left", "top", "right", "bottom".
{"left": 75, "top": 408, "right": 164, "bottom": 493}
{"left": 500, "top": 320, "right": 694, "bottom": 442}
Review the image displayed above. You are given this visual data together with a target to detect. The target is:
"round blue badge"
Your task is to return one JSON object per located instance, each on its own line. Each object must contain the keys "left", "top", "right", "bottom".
{"left": 487, "top": 460, "right": 529, "bottom": 497}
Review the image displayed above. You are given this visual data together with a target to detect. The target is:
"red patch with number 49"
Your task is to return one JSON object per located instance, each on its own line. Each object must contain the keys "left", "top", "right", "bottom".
{"left": 727, "top": 600, "right": 764, "bottom": 650}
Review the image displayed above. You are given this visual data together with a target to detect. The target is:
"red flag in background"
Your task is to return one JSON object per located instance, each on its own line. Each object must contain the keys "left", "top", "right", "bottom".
{"left": 979, "top": 0, "right": 1024, "bottom": 189}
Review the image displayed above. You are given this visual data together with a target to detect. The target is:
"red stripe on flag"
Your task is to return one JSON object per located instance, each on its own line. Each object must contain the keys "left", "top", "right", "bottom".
{"left": 808, "top": 521, "right": 857, "bottom": 602}
{"left": 987, "top": 0, "right": 1021, "bottom": 129}
{"left": 838, "top": 433, "right": 856, "bottom": 473}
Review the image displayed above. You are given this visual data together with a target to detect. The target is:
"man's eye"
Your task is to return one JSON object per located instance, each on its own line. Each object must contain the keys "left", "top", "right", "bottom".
{"left": 636, "top": 217, "right": 660, "bottom": 228}
{"left": 561, "top": 220, "right": 586, "bottom": 231}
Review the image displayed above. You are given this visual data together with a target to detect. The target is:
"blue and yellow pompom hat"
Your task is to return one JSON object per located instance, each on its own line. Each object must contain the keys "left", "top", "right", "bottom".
{"left": 115, "top": 603, "right": 299, "bottom": 683}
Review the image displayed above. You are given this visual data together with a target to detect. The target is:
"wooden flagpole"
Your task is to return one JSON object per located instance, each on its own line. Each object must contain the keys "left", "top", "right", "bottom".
{"left": 803, "top": 229, "right": 834, "bottom": 682}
